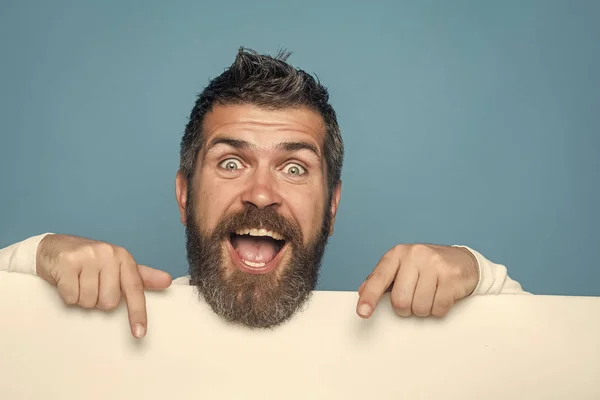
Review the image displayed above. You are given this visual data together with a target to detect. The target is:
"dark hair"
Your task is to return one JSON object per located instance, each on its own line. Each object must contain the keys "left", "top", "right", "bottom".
{"left": 179, "top": 47, "right": 344, "bottom": 194}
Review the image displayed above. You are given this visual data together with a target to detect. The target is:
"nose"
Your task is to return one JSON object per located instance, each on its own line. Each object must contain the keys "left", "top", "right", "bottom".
{"left": 240, "top": 167, "right": 282, "bottom": 209}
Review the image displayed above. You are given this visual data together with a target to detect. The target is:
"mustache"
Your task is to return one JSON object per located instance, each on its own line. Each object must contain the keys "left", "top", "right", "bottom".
{"left": 210, "top": 205, "right": 304, "bottom": 246}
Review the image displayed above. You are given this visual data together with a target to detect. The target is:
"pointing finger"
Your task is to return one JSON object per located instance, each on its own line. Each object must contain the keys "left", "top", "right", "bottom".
{"left": 120, "top": 258, "right": 147, "bottom": 339}
{"left": 357, "top": 251, "right": 402, "bottom": 318}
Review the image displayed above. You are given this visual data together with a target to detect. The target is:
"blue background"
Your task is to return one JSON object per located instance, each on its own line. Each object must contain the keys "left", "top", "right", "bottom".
{"left": 1, "top": 0, "right": 598, "bottom": 296}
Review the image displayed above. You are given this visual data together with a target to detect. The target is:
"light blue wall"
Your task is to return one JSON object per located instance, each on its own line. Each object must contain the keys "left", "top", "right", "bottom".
{"left": 1, "top": 0, "right": 598, "bottom": 296}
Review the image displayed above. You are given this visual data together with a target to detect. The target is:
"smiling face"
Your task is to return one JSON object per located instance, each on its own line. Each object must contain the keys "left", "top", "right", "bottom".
{"left": 176, "top": 103, "right": 341, "bottom": 328}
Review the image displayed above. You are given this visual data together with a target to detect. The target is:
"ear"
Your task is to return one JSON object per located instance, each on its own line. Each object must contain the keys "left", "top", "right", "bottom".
{"left": 328, "top": 180, "right": 342, "bottom": 236}
{"left": 175, "top": 170, "right": 189, "bottom": 226}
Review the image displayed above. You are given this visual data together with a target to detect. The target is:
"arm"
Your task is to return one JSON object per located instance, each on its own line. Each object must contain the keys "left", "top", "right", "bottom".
{"left": 0, "top": 233, "right": 53, "bottom": 275}
{"left": 456, "top": 245, "right": 529, "bottom": 295}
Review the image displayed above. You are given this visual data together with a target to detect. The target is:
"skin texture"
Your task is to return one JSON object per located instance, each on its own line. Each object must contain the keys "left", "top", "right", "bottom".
{"left": 34, "top": 104, "right": 480, "bottom": 338}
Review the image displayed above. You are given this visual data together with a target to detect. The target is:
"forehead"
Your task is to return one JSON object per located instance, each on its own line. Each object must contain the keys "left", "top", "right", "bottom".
{"left": 201, "top": 104, "right": 326, "bottom": 148}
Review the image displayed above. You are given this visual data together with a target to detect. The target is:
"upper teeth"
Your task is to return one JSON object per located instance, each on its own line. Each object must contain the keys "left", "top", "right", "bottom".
{"left": 235, "top": 228, "right": 283, "bottom": 240}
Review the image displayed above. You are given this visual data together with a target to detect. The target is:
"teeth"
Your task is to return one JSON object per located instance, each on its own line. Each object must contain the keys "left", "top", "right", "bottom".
{"left": 243, "top": 260, "right": 266, "bottom": 268}
{"left": 249, "top": 228, "right": 266, "bottom": 237}
{"left": 235, "top": 228, "right": 283, "bottom": 240}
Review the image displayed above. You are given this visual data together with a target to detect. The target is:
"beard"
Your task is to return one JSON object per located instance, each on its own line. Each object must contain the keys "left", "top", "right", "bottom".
{"left": 185, "top": 193, "right": 332, "bottom": 329}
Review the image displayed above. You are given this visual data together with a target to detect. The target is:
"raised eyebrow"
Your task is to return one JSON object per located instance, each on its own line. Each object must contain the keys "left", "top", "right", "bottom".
{"left": 204, "top": 138, "right": 321, "bottom": 159}
{"left": 275, "top": 141, "right": 321, "bottom": 160}
{"left": 205, "top": 138, "right": 254, "bottom": 152}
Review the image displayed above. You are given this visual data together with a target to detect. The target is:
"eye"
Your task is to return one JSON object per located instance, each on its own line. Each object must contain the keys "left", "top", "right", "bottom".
{"left": 219, "top": 158, "right": 243, "bottom": 171}
{"left": 282, "top": 163, "right": 306, "bottom": 176}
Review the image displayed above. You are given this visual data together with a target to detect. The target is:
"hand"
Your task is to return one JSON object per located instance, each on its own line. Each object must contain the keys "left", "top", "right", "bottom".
{"left": 36, "top": 234, "right": 172, "bottom": 338}
{"left": 356, "top": 244, "right": 479, "bottom": 319}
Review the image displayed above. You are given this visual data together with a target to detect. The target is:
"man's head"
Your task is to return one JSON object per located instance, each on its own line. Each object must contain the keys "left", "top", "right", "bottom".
{"left": 175, "top": 48, "right": 344, "bottom": 328}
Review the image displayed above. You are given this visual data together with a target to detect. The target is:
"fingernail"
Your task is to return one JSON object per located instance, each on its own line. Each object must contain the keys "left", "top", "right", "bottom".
{"left": 358, "top": 303, "right": 372, "bottom": 317}
{"left": 134, "top": 324, "right": 146, "bottom": 338}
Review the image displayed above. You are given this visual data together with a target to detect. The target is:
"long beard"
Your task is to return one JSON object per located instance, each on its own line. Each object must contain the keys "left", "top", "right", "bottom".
{"left": 185, "top": 196, "right": 331, "bottom": 329}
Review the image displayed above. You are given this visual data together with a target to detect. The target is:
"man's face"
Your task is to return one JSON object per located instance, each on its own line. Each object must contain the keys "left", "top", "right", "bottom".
{"left": 176, "top": 104, "right": 341, "bottom": 328}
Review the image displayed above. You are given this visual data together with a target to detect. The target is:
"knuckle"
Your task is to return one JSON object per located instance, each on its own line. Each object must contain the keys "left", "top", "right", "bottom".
{"left": 412, "top": 303, "right": 431, "bottom": 317}
{"left": 78, "top": 298, "right": 97, "bottom": 309}
{"left": 98, "top": 298, "right": 120, "bottom": 310}
{"left": 391, "top": 294, "right": 411, "bottom": 312}
{"left": 410, "top": 243, "right": 427, "bottom": 255}
{"left": 125, "top": 281, "right": 144, "bottom": 294}
{"left": 114, "top": 245, "right": 132, "bottom": 259}
{"left": 95, "top": 242, "right": 117, "bottom": 258}
{"left": 391, "top": 290, "right": 412, "bottom": 311}
{"left": 61, "top": 293, "right": 78, "bottom": 305}
{"left": 410, "top": 244, "right": 434, "bottom": 260}
{"left": 367, "top": 270, "right": 385, "bottom": 283}
{"left": 60, "top": 243, "right": 112, "bottom": 265}
{"left": 392, "top": 244, "right": 406, "bottom": 255}
{"left": 394, "top": 309, "right": 412, "bottom": 317}
{"left": 442, "top": 263, "right": 463, "bottom": 282}
{"left": 369, "top": 270, "right": 382, "bottom": 280}
{"left": 59, "top": 251, "right": 80, "bottom": 266}
{"left": 432, "top": 301, "right": 453, "bottom": 317}
{"left": 58, "top": 282, "right": 79, "bottom": 304}
{"left": 79, "top": 244, "right": 100, "bottom": 260}
{"left": 430, "top": 252, "right": 444, "bottom": 266}
{"left": 432, "top": 306, "right": 449, "bottom": 318}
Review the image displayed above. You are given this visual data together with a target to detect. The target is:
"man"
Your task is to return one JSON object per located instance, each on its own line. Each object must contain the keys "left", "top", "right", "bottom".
{"left": 0, "top": 48, "right": 526, "bottom": 339}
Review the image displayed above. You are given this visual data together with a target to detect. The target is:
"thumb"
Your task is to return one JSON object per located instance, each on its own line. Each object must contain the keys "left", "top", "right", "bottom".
{"left": 137, "top": 265, "right": 173, "bottom": 290}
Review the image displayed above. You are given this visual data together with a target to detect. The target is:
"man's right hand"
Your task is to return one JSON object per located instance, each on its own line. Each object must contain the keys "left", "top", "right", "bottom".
{"left": 36, "top": 234, "right": 172, "bottom": 338}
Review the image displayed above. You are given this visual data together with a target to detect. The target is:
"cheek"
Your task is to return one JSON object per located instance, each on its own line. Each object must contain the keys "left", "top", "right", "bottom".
{"left": 194, "top": 176, "right": 240, "bottom": 231}
{"left": 193, "top": 188, "right": 214, "bottom": 231}
{"left": 286, "top": 189, "right": 326, "bottom": 242}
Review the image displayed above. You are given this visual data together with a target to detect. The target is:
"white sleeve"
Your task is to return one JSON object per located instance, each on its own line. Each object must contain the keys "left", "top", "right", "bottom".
{"left": 0, "top": 233, "right": 54, "bottom": 276}
{"left": 453, "top": 245, "right": 530, "bottom": 295}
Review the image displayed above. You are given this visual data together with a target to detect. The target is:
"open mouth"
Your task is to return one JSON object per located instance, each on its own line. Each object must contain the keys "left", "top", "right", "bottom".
{"left": 227, "top": 228, "right": 287, "bottom": 274}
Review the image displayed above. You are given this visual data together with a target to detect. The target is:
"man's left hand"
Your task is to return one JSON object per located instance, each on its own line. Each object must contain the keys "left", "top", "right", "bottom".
{"left": 357, "top": 244, "right": 479, "bottom": 318}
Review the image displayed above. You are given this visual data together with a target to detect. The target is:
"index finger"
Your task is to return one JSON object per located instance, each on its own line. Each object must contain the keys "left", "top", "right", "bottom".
{"left": 120, "top": 258, "right": 148, "bottom": 338}
{"left": 357, "top": 249, "right": 402, "bottom": 318}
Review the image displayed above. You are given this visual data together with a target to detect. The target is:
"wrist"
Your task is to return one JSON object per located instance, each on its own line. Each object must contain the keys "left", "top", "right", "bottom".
{"left": 36, "top": 233, "right": 56, "bottom": 280}
{"left": 459, "top": 246, "right": 480, "bottom": 296}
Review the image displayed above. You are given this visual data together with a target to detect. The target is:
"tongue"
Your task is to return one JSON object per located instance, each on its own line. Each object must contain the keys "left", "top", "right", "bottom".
{"left": 233, "top": 236, "right": 279, "bottom": 263}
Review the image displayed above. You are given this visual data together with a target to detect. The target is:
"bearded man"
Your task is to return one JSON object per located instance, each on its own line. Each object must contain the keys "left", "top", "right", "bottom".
{"left": 0, "top": 48, "right": 526, "bottom": 338}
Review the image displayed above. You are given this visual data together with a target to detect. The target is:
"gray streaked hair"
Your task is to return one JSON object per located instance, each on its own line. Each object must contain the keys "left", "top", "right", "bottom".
{"left": 179, "top": 47, "right": 344, "bottom": 194}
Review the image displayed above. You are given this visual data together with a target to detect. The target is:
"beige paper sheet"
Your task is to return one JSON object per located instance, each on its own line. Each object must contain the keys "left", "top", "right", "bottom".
{"left": 0, "top": 272, "right": 598, "bottom": 399}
